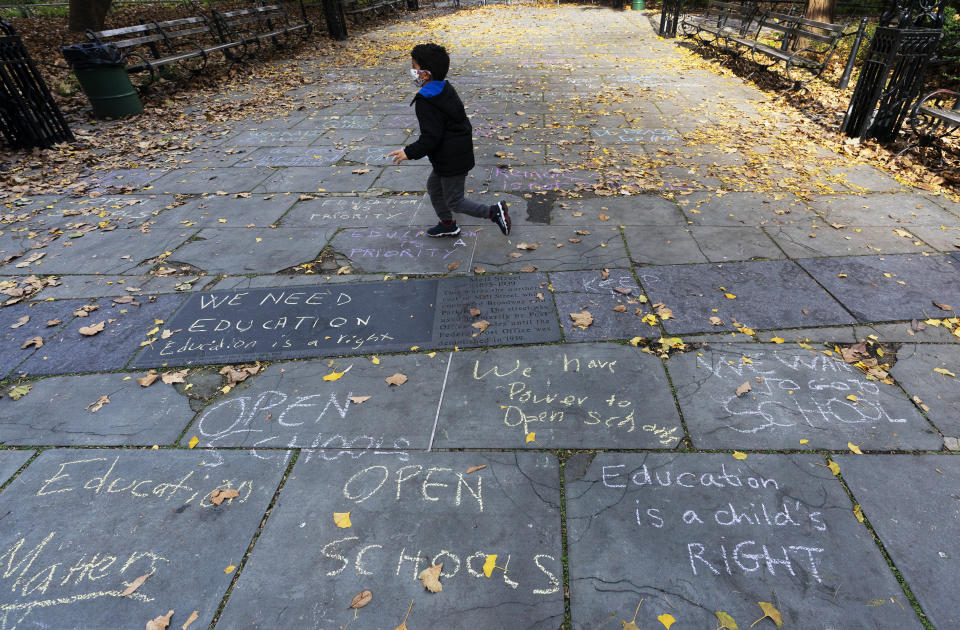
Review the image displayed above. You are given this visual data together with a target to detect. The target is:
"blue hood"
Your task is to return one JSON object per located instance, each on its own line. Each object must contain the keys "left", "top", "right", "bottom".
{"left": 418, "top": 80, "right": 446, "bottom": 98}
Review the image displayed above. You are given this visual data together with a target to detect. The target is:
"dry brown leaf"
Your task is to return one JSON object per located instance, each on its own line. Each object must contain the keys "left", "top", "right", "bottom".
{"left": 468, "top": 307, "right": 482, "bottom": 317}
{"left": 576, "top": 230, "right": 591, "bottom": 235}
{"left": 121, "top": 573, "right": 150, "bottom": 597}
{"left": 350, "top": 590, "right": 373, "bottom": 609}
{"left": 570, "top": 311, "right": 594, "bottom": 329}
{"left": 934, "top": 301, "right": 953, "bottom": 311}
{"left": 472, "top": 320, "right": 490, "bottom": 333}
{"left": 612, "top": 305, "right": 627, "bottom": 312}
{"left": 161, "top": 370, "right": 188, "bottom": 385}
{"left": 349, "top": 395, "right": 372, "bottom": 404}
{"left": 146, "top": 610, "right": 174, "bottom": 630}
{"left": 181, "top": 611, "right": 199, "bottom": 630}
{"left": 419, "top": 563, "right": 443, "bottom": 593}
{"left": 21, "top": 336, "right": 42, "bottom": 349}
{"left": 568, "top": 238, "right": 581, "bottom": 243}
{"left": 654, "top": 303, "right": 674, "bottom": 320}
{"left": 516, "top": 242, "right": 538, "bottom": 250}
{"left": 598, "top": 213, "right": 610, "bottom": 221}
{"left": 613, "top": 287, "right": 632, "bottom": 295}
{"left": 709, "top": 316, "right": 725, "bottom": 326}
{"left": 473, "top": 266, "right": 485, "bottom": 274}
{"left": 395, "top": 601, "right": 414, "bottom": 630}
{"left": 78, "top": 321, "right": 106, "bottom": 336}
{"left": 137, "top": 371, "right": 159, "bottom": 387}
{"left": 519, "top": 265, "right": 537, "bottom": 273}
{"left": 10, "top": 315, "right": 29, "bottom": 329}
{"left": 86, "top": 395, "right": 110, "bottom": 413}
{"left": 46, "top": 319, "right": 61, "bottom": 327}
{"left": 209, "top": 488, "right": 240, "bottom": 506}
{"left": 447, "top": 262, "right": 459, "bottom": 272}
{"left": 601, "top": 269, "right": 610, "bottom": 280}
{"left": 466, "top": 465, "right": 487, "bottom": 474}
{"left": 508, "top": 252, "right": 524, "bottom": 258}
{"left": 386, "top": 373, "right": 408, "bottom": 386}
{"left": 736, "top": 381, "right": 752, "bottom": 397}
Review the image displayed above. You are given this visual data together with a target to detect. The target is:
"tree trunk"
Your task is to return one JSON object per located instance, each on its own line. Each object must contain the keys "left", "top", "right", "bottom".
{"left": 68, "top": 0, "right": 113, "bottom": 32}
{"left": 805, "top": 0, "right": 835, "bottom": 23}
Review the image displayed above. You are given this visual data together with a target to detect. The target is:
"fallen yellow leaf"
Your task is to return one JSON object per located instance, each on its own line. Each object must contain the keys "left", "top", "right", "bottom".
{"left": 724, "top": 293, "right": 737, "bottom": 299}
{"left": 853, "top": 504, "right": 864, "bottom": 522}
{"left": 658, "top": 613, "right": 676, "bottom": 629}
{"left": 224, "top": 564, "right": 235, "bottom": 574}
{"left": 188, "top": 436, "right": 199, "bottom": 449}
{"left": 419, "top": 563, "right": 443, "bottom": 593}
{"left": 334, "top": 512, "right": 352, "bottom": 528}
{"left": 827, "top": 460, "right": 841, "bottom": 475}
{"left": 934, "top": 367, "right": 956, "bottom": 377}
{"left": 716, "top": 611, "right": 739, "bottom": 629}
{"left": 732, "top": 451, "right": 747, "bottom": 460}
{"left": 525, "top": 432, "right": 536, "bottom": 443}
{"left": 752, "top": 601, "right": 783, "bottom": 627}
{"left": 770, "top": 337, "right": 785, "bottom": 344}
{"left": 848, "top": 442, "right": 863, "bottom": 454}
{"left": 483, "top": 554, "right": 497, "bottom": 577}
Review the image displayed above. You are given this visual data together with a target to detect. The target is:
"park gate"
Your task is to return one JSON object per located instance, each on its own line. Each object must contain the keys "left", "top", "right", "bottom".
{"left": 0, "top": 20, "right": 73, "bottom": 149}
{"left": 841, "top": 0, "right": 945, "bottom": 141}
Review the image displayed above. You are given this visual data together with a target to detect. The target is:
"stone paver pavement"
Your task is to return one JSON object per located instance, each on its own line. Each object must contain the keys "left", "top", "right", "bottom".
{"left": 1, "top": 3, "right": 959, "bottom": 629}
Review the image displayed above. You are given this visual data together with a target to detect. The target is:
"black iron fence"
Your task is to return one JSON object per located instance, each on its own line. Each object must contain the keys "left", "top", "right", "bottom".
{"left": 0, "top": 20, "right": 73, "bottom": 149}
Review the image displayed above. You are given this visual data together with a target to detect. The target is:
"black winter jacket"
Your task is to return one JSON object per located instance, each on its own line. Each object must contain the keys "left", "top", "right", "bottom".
{"left": 404, "top": 82, "right": 475, "bottom": 177}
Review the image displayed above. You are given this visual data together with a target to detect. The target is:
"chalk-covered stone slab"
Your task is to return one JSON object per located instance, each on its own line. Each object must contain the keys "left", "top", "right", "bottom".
{"left": 0, "top": 372, "right": 192, "bottom": 445}
{"left": 31, "top": 194, "right": 177, "bottom": 224}
{"left": 246, "top": 146, "right": 347, "bottom": 167}
{"left": 192, "top": 353, "right": 446, "bottom": 452}
{"left": 566, "top": 453, "right": 923, "bottom": 630}
{"left": 329, "top": 226, "right": 477, "bottom": 274}
{"left": 280, "top": 196, "right": 425, "bottom": 228}
{"left": 435, "top": 344, "right": 681, "bottom": 449}
{"left": 797, "top": 254, "right": 960, "bottom": 323}
{"left": 669, "top": 344, "right": 939, "bottom": 450}
{"left": 838, "top": 455, "right": 960, "bottom": 629}
{"left": 168, "top": 228, "right": 334, "bottom": 274}
{"left": 473, "top": 226, "right": 628, "bottom": 272}
{"left": 627, "top": 226, "right": 783, "bottom": 264}
{"left": 0, "top": 300, "right": 80, "bottom": 379}
{"left": 549, "top": 270, "right": 653, "bottom": 341}
{"left": 34, "top": 274, "right": 205, "bottom": 301}
{"left": 254, "top": 166, "right": 381, "bottom": 194}
{"left": 638, "top": 260, "right": 855, "bottom": 334}
{"left": 0, "top": 449, "right": 286, "bottom": 630}
{"left": 17, "top": 294, "right": 186, "bottom": 376}
{"left": 890, "top": 344, "right": 960, "bottom": 436}
{"left": 488, "top": 166, "right": 599, "bottom": 192}
{"left": 216, "top": 452, "right": 564, "bottom": 630}
{"left": 148, "top": 193, "right": 296, "bottom": 229}
{"left": 150, "top": 167, "right": 272, "bottom": 194}
{"left": 225, "top": 128, "right": 327, "bottom": 146}
{"left": 0, "top": 450, "right": 30, "bottom": 485}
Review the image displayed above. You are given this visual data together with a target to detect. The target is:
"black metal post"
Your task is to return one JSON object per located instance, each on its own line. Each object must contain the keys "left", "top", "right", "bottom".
{"left": 407, "top": 0, "right": 418, "bottom": 9}
{"left": 322, "top": 0, "right": 348, "bottom": 40}
{"left": 839, "top": 17, "right": 869, "bottom": 90}
{"left": 658, "top": 0, "right": 683, "bottom": 37}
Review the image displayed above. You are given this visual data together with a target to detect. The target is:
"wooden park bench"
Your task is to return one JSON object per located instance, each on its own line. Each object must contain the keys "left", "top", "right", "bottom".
{"left": 210, "top": 2, "right": 312, "bottom": 54}
{"left": 680, "top": 0, "right": 761, "bottom": 49}
{"left": 86, "top": 16, "right": 240, "bottom": 83}
{"left": 343, "top": 0, "right": 407, "bottom": 22}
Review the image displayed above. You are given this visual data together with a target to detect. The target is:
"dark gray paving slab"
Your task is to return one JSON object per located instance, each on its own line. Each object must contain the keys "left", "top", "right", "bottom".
{"left": 0, "top": 448, "right": 286, "bottom": 630}
{"left": 809, "top": 193, "right": 957, "bottom": 226}
{"left": 548, "top": 268, "right": 637, "bottom": 294}
{"left": 254, "top": 166, "right": 381, "bottom": 194}
{"left": 132, "top": 274, "right": 561, "bottom": 367}
{"left": 909, "top": 224, "right": 960, "bottom": 252}
{"left": 890, "top": 344, "right": 960, "bottom": 435}
{"left": 2, "top": 229, "right": 194, "bottom": 275}
{"left": 488, "top": 166, "right": 599, "bottom": 192}
{"left": 549, "top": 196, "right": 687, "bottom": 226}
{"left": 856, "top": 321, "right": 960, "bottom": 343}
{"left": 167, "top": 228, "right": 334, "bottom": 274}
{"left": 566, "top": 452, "right": 923, "bottom": 630}
{"left": 30, "top": 194, "right": 177, "bottom": 224}
{"left": 150, "top": 167, "right": 272, "bottom": 194}
{"left": 329, "top": 226, "right": 477, "bottom": 274}
{"left": 280, "top": 196, "right": 426, "bottom": 228}
{"left": 766, "top": 225, "right": 931, "bottom": 258}
{"left": 638, "top": 260, "right": 855, "bottom": 334}
{"left": 148, "top": 193, "right": 297, "bottom": 229}
{"left": 0, "top": 300, "right": 81, "bottom": 379}
{"left": 838, "top": 454, "right": 960, "bottom": 629}
{"left": 225, "top": 129, "right": 328, "bottom": 146}
{"left": 373, "top": 164, "right": 434, "bottom": 191}
{"left": 548, "top": 270, "right": 654, "bottom": 341}
{"left": 677, "top": 191, "right": 817, "bottom": 227}
{"left": 0, "top": 450, "right": 30, "bottom": 485}
{"left": 435, "top": 344, "right": 681, "bottom": 449}
{"left": 758, "top": 326, "right": 859, "bottom": 343}
{"left": 35, "top": 274, "right": 205, "bottom": 300}
{"left": 473, "top": 226, "right": 628, "bottom": 272}
{"left": 0, "top": 372, "right": 192, "bottom": 445}
{"left": 669, "top": 343, "right": 938, "bottom": 450}
{"left": 246, "top": 146, "right": 347, "bottom": 167}
{"left": 627, "top": 226, "right": 784, "bottom": 264}
{"left": 291, "top": 114, "right": 383, "bottom": 129}
{"left": 193, "top": 353, "right": 445, "bottom": 452}
{"left": 84, "top": 167, "right": 166, "bottom": 191}
{"left": 216, "top": 452, "right": 564, "bottom": 630}
{"left": 796, "top": 254, "right": 960, "bottom": 323}
{"left": 590, "top": 127, "right": 681, "bottom": 144}
{"left": 17, "top": 293, "right": 186, "bottom": 376}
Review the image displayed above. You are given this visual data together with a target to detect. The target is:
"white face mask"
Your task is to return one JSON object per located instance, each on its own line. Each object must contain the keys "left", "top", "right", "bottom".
{"left": 410, "top": 68, "right": 430, "bottom": 86}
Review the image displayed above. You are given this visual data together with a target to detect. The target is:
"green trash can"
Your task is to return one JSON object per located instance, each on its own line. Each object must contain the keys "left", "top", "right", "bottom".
{"left": 62, "top": 42, "right": 142, "bottom": 119}
{"left": 631, "top": 0, "right": 644, "bottom": 9}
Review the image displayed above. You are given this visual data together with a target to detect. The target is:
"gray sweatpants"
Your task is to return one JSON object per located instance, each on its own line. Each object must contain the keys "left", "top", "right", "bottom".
{"left": 427, "top": 170, "right": 489, "bottom": 223}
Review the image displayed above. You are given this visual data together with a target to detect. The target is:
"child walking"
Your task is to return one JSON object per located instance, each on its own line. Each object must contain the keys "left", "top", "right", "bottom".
{"left": 388, "top": 43, "right": 511, "bottom": 237}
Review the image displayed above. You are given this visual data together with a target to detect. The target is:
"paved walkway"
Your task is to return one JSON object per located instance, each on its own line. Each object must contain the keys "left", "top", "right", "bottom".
{"left": 1, "top": 4, "right": 960, "bottom": 629}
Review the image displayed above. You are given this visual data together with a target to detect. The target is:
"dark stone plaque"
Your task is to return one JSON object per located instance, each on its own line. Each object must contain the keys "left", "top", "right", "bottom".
{"left": 216, "top": 452, "right": 564, "bottom": 629}
{"left": 638, "top": 260, "right": 856, "bottom": 334}
{"left": 0, "top": 449, "right": 286, "bottom": 630}
{"left": 796, "top": 254, "right": 960, "bottom": 323}
{"left": 132, "top": 275, "right": 561, "bottom": 367}
{"left": 17, "top": 294, "right": 187, "bottom": 377}
{"left": 566, "top": 453, "right": 923, "bottom": 630}
{"left": 0, "top": 372, "right": 193, "bottom": 446}
{"left": 668, "top": 344, "right": 939, "bottom": 450}
{"left": 838, "top": 454, "right": 960, "bottom": 629}
{"left": 192, "top": 354, "right": 446, "bottom": 452}
{"left": 434, "top": 344, "right": 681, "bottom": 449}
{"left": 0, "top": 450, "right": 31, "bottom": 486}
